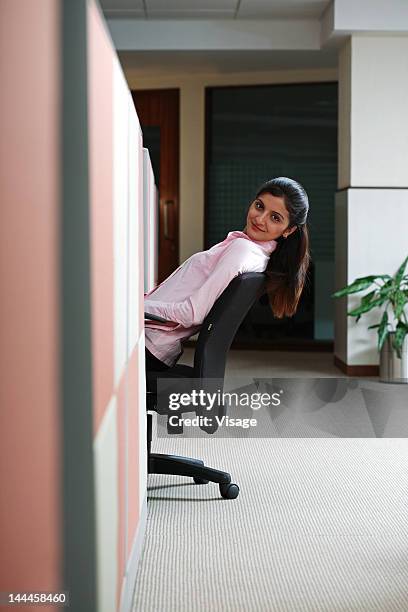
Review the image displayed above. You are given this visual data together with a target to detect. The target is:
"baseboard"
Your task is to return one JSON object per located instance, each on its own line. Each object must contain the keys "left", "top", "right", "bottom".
{"left": 119, "top": 493, "right": 148, "bottom": 612}
{"left": 334, "top": 355, "right": 379, "bottom": 376}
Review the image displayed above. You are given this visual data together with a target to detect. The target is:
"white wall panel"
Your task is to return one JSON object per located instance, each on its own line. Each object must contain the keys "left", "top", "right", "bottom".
{"left": 142, "top": 148, "right": 158, "bottom": 292}
{"left": 150, "top": 185, "right": 158, "bottom": 289}
{"left": 113, "top": 59, "right": 129, "bottom": 386}
{"left": 350, "top": 36, "right": 408, "bottom": 187}
{"left": 142, "top": 149, "right": 150, "bottom": 293}
{"left": 127, "top": 94, "right": 140, "bottom": 356}
{"left": 94, "top": 396, "right": 119, "bottom": 612}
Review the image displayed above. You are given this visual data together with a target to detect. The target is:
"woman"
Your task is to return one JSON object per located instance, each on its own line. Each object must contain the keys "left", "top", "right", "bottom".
{"left": 144, "top": 176, "right": 310, "bottom": 372}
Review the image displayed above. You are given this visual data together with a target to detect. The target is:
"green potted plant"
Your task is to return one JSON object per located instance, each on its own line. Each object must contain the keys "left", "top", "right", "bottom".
{"left": 331, "top": 255, "right": 408, "bottom": 382}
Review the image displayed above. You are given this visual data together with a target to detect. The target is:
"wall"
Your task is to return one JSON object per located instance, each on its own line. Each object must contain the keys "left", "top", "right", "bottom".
{"left": 336, "top": 34, "right": 408, "bottom": 367}
{"left": 339, "top": 36, "right": 408, "bottom": 190}
{"left": 125, "top": 67, "right": 338, "bottom": 263}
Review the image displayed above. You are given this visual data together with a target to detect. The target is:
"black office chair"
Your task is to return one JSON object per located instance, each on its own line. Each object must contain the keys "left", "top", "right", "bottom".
{"left": 145, "top": 272, "right": 266, "bottom": 499}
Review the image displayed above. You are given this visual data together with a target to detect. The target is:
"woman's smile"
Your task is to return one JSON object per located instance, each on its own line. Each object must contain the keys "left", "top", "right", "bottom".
{"left": 251, "top": 220, "right": 265, "bottom": 232}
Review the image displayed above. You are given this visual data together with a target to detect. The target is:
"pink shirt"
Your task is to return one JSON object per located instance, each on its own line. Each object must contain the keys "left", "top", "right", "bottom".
{"left": 144, "top": 230, "right": 277, "bottom": 366}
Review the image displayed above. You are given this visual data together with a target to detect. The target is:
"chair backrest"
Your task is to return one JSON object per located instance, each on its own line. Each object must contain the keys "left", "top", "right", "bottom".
{"left": 193, "top": 272, "right": 266, "bottom": 379}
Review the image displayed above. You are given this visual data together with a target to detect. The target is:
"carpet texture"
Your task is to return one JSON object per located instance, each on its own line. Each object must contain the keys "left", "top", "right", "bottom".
{"left": 132, "top": 435, "right": 408, "bottom": 611}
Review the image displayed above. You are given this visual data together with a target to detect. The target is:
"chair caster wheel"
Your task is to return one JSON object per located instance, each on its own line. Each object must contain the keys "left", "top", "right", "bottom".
{"left": 193, "top": 477, "right": 209, "bottom": 485}
{"left": 199, "top": 423, "right": 218, "bottom": 434}
{"left": 219, "top": 483, "right": 239, "bottom": 499}
{"left": 167, "top": 422, "right": 183, "bottom": 435}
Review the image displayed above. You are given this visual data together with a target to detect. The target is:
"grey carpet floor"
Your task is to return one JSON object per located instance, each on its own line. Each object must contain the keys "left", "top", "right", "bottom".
{"left": 132, "top": 351, "right": 408, "bottom": 612}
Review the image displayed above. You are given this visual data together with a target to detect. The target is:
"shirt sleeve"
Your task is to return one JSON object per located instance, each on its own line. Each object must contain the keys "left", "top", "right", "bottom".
{"left": 144, "top": 240, "right": 254, "bottom": 328}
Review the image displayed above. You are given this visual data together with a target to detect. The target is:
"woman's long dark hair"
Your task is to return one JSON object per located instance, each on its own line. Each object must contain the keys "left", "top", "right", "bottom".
{"left": 250, "top": 177, "right": 311, "bottom": 319}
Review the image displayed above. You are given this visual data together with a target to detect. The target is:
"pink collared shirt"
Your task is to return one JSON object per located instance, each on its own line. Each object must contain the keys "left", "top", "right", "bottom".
{"left": 144, "top": 230, "right": 277, "bottom": 367}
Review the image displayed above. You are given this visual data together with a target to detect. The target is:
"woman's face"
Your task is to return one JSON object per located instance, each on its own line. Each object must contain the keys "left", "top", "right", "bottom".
{"left": 244, "top": 192, "right": 297, "bottom": 242}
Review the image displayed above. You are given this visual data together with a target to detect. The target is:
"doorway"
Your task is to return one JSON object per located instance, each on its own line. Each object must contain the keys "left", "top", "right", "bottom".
{"left": 131, "top": 89, "right": 180, "bottom": 282}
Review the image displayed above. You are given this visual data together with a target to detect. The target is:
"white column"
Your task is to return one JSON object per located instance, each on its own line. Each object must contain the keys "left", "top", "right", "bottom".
{"left": 335, "top": 35, "right": 408, "bottom": 371}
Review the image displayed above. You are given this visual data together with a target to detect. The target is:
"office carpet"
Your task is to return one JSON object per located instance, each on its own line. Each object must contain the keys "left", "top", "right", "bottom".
{"left": 132, "top": 435, "right": 408, "bottom": 612}
{"left": 132, "top": 351, "right": 408, "bottom": 611}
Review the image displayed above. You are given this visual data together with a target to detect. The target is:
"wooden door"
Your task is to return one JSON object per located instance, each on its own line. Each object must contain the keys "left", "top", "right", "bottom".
{"left": 131, "top": 89, "right": 179, "bottom": 282}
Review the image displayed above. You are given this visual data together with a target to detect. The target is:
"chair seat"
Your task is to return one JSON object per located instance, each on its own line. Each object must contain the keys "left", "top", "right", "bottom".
{"left": 146, "top": 362, "right": 194, "bottom": 389}
{"left": 164, "top": 363, "right": 195, "bottom": 377}
{"left": 146, "top": 363, "right": 195, "bottom": 412}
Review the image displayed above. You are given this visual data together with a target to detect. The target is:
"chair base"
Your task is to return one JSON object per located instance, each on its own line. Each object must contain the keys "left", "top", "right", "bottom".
{"left": 147, "top": 413, "right": 240, "bottom": 499}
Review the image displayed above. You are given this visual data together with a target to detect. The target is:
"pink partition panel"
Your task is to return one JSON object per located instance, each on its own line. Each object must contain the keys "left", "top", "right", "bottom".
{"left": 88, "top": 0, "right": 115, "bottom": 436}
{"left": 0, "top": 1, "right": 62, "bottom": 608}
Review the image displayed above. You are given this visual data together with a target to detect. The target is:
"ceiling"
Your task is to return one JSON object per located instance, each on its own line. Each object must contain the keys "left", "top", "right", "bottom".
{"left": 100, "top": 0, "right": 330, "bottom": 20}
{"left": 102, "top": 1, "right": 336, "bottom": 74}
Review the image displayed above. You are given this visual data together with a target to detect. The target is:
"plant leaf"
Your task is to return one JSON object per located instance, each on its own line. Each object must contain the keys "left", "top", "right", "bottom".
{"left": 354, "top": 290, "right": 379, "bottom": 322}
{"left": 392, "top": 321, "right": 408, "bottom": 359}
{"left": 347, "top": 295, "right": 387, "bottom": 317}
{"left": 354, "top": 275, "right": 390, "bottom": 282}
{"left": 378, "top": 310, "right": 390, "bottom": 352}
{"left": 394, "top": 255, "right": 408, "bottom": 285}
{"left": 331, "top": 275, "right": 391, "bottom": 298}
{"left": 332, "top": 278, "right": 378, "bottom": 298}
{"left": 394, "top": 289, "right": 408, "bottom": 320}
{"left": 378, "top": 279, "right": 393, "bottom": 297}
{"left": 361, "top": 289, "right": 377, "bottom": 305}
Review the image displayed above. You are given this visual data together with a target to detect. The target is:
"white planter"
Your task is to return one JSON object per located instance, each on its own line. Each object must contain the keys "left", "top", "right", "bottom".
{"left": 379, "top": 332, "right": 408, "bottom": 383}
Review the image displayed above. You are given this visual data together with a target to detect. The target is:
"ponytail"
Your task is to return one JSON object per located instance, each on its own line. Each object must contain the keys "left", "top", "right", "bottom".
{"left": 265, "top": 223, "right": 311, "bottom": 318}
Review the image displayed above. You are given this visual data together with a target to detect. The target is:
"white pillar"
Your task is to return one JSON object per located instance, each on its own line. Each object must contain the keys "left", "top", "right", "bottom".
{"left": 335, "top": 35, "right": 408, "bottom": 372}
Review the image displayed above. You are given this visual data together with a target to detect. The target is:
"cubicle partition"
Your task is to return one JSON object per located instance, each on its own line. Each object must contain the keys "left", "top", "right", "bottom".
{"left": 88, "top": 1, "right": 147, "bottom": 610}
{"left": 0, "top": 1, "right": 150, "bottom": 611}
{"left": 143, "top": 148, "right": 159, "bottom": 292}
{"left": 0, "top": 3, "right": 62, "bottom": 611}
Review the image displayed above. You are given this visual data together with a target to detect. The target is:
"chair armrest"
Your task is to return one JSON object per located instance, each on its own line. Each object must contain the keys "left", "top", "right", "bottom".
{"left": 144, "top": 312, "right": 170, "bottom": 323}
